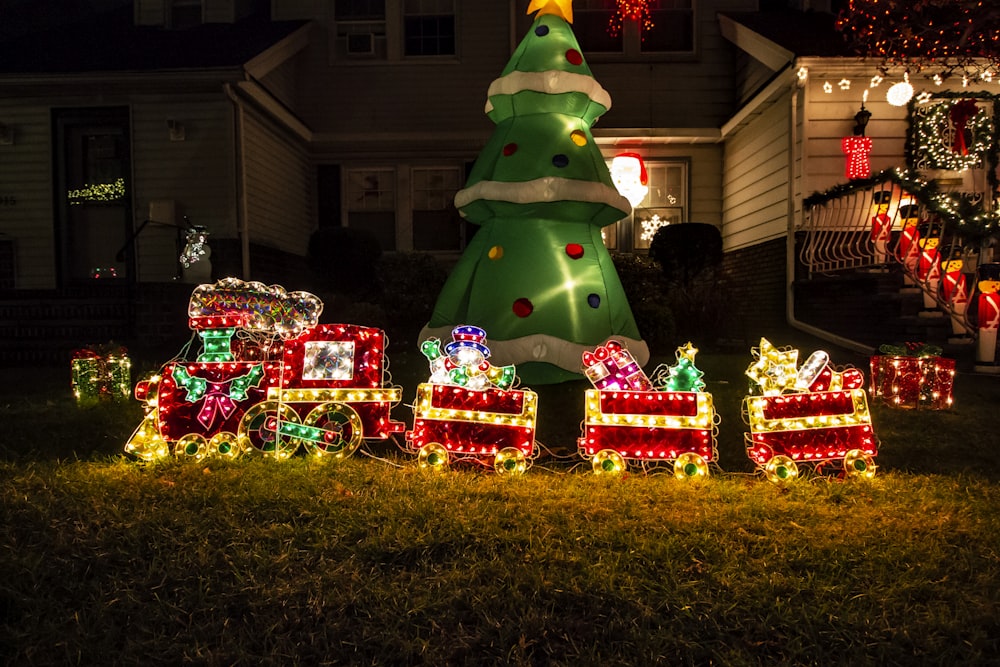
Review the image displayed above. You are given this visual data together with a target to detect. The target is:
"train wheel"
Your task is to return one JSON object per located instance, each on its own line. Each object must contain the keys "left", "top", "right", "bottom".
{"left": 302, "top": 403, "right": 364, "bottom": 460}
{"left": 238, "top": 401, "right": 302, "bottom": 460}
{"left": 844, "top": 449, "right": 876, "bottom": 480}
{"left": 592, "top": 449, "right": 626, "bottom": 475}
{"left": 174, "top": 433, "right": 209, "bottom": 460}
{"left": 764, "top": 455, "right": 799, "bottom": 485}
{"left": 418, "top": 442, "right": 449, "bottom": 471}
{"left": 209, "top": 431, "right": 243, "bottom": 459}
{"left": 673, "top": 452, "right": 709, "bottom": 480}
{"left": 494, "top": 447, "right": 528, "bottom": 475}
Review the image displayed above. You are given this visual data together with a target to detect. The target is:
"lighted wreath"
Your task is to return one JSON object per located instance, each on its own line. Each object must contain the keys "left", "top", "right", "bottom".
{"left": 911, "top": 98, "right": 993, "bottom": 171}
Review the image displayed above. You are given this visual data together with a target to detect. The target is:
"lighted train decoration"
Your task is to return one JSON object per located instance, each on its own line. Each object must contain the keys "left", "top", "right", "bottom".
{"left": 405, "top": 326, "right": 539, "bottom": 474}
{"left": 742, "top": 338, "right": 878, "bottom": 484}
{"left": 125, "top": 279, "right": 404, "bottom": 462}
{"left": 577, "top": 341, "right": 719, "bottom": 478}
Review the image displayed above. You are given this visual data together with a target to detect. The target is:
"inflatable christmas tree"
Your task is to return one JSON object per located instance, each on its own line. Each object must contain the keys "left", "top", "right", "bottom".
{"left": 419, "top": 0, "right": 648, "bottom": 385}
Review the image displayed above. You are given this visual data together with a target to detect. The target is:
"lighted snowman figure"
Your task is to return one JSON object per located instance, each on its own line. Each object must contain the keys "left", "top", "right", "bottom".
{"left": 421, "top": 325, "right": 498, "bottom": 391}
{"left": 975, "top": 264, "right": 1000, "bottom": 370}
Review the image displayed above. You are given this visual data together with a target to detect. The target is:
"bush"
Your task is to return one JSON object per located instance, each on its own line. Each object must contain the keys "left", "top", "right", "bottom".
{"left": 376, "top": 252, "right": 449, "bottom": 347}
{"left": 649, "top": 223, "right": 723, "bottom": 287}
{"left": 308, "top": 227, "right": 383, "bottom": 298}
{"left": 647, "top": 224, "right": 733, "bottom": 346}
{"left": 611, "top": 252, "right": 676, "bottom": 354}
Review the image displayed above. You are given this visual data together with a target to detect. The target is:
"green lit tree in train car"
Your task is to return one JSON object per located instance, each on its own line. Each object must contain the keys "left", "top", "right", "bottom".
{"left": 420, "top": 0, "right": 648, "bottom": 385}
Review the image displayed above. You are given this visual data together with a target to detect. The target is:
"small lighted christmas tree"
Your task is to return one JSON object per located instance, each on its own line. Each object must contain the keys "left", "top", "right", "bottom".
{"left": 657, "top": 342, "right": 705, "bottom": 392}
{"left": 421, "top": 0, "right": 647, "bottom": 384}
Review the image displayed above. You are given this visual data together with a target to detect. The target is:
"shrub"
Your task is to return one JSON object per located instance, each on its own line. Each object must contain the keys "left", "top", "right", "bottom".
{"left": 649, "top": 222, "right": 723, "bottom": 287}
{"left": 308, "top": 227, "right": 383, "bottom": 298}
{"left": 376, "top": 252, "right": 449, "bottom": 347}
{"left": 611, "top": 252, "right": 676, "bottom": 354}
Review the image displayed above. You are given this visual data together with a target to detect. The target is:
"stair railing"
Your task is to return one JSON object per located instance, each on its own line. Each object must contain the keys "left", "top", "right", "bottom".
{"left": 800, "top": 168, "right": 993, "bottom": 339}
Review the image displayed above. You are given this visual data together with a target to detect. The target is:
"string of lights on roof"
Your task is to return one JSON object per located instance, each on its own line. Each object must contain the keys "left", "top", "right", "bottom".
{"left": 828, "top": 0, "right": 1000, "bottom": 106}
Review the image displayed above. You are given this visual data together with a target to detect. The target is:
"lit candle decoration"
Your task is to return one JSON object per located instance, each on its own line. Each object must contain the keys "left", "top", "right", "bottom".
{"left": 744, "top": 338, "right": 878, "bottom": 484}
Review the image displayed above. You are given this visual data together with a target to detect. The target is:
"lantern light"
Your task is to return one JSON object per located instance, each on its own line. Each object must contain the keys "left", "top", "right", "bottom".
{"left": 887, "top": 73, "right": 914, "bottom": 106}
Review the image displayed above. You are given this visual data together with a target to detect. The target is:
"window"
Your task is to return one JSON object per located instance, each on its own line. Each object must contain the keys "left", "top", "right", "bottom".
{"left": 573, "top": 0, "right": 694, "bottom": 57}
{"left": 404, "top": 0, "right": 455, "bottom": 56}
{"left": 345, "top": 168, "right": 396, "bottom": 251}
{"left": 412, "top": 167, "right": 463, "bottom": 250}
{"left": 641, "top": 0, "right": 694, "bottom": 53}
{"left": 169, "top": 0, "right": 203, "bottom": 29}
{"left": 602, "top": 159, "right": 687, "bottom": 251}
{"left": 573, "top": 0, "right": 622, "bottom": 54}
{"left": 332, "top": 0, "right": 456, "bottom": 61}
{"left": 633, "top": 162, "right": 686, "bottom": 249}
{"left": 334, "top": 0, "right": 388, "bottom": 58}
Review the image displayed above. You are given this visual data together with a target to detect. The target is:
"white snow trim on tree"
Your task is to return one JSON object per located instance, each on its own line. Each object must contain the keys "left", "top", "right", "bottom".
{"left": 484, "top": 70, "right": 612, "bottom": 112}
{"left": 455, "top": 176, "right": 631, "bottom": 213}
{"left": 420, "top": 325, "right": 650, "bottom": 376}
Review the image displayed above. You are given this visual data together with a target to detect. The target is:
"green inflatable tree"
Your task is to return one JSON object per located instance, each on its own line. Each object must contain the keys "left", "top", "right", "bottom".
{"left": 420, "top": 0, "right": 648, "bottom": 384}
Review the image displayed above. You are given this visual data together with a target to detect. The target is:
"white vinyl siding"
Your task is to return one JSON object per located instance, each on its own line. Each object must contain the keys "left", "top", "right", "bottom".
{"left": 723, "top": 94, "right": 792, "bottom": 252}
{"left": 242, "top": 109, "right": 315, "bottom": 255}
{"left": 0, "top": 103, "right": 55, "bottom": 288}
{"left": 131, "top": 97, "right": 237, "bottom": 282}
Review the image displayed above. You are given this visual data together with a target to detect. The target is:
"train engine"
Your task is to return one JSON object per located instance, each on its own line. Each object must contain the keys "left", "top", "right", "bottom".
{"left": 125, "top": 278, "right": 404, "bottom": 461}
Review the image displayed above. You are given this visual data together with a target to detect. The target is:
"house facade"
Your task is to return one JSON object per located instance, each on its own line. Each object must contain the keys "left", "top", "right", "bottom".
{"left": 0, "top": 0, "right": 996, "bottom": 361}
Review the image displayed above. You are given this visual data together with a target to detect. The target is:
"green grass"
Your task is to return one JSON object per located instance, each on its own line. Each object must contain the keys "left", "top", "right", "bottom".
{"left": 2, "top": 338, "right": 1000, "bottom": 665}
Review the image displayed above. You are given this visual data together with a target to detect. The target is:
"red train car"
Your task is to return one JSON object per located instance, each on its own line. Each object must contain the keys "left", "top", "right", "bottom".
{"left": 578, "top": 388, "right": 718, "bottom": 478}
{"left": 406, "top": 382, "right": 538, "bottom": 474}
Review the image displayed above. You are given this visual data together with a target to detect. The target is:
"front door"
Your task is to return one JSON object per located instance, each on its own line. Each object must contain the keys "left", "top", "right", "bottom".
{"left": 53, "top": 107, "right": 134, "bottom": 285}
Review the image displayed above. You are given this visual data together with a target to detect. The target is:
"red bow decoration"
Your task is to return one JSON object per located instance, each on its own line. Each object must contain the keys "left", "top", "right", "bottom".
{"left": 196, "top": 383, "right": 238, "bottom": 428}
{"left": 950, "top": 99, "right": 979, "bottom": 155}
{"left": 582, "top": 340, "right": 622, "bottom": 368}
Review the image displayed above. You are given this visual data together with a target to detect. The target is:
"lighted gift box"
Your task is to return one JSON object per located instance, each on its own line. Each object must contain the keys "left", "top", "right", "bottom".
{"left": 71, "top": 347, "right": 131, "bottom": 403}
{"left": 869, "top": 354, "right": 955, "bottom": 410}
{"left": 406, "top": 382, "right": 538, "bottom": 474}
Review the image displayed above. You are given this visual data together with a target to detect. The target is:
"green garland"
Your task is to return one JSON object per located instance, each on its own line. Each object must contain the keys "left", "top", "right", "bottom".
{"left": 803, "top": 167, "right": 1000, "bottom": 243}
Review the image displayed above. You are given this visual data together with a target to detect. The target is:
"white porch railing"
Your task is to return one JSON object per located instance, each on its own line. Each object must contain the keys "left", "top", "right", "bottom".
{"left": 799, "top": 169, "right": 997, "bottom": 339}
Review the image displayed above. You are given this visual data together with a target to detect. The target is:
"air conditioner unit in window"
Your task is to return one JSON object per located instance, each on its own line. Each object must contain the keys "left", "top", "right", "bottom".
{"left": 346, "top": 33, "right": 375, "bottom": 55}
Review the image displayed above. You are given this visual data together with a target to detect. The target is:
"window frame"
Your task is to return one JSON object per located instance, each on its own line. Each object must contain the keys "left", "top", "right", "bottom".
{"left": 331, "top": 0, "right": 459, "bottom": 64}
{"left": 523, "top": 0, "right": 697, "bottom": 62}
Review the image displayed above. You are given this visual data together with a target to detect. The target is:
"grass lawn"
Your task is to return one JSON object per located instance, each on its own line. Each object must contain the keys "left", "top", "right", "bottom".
{"left": 2, "top": 331, "right": 1000, "bottom": 665}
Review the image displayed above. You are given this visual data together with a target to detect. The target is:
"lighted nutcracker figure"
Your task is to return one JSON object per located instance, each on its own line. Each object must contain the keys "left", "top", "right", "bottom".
{"left": 917, "top": 222, "right": 942, "bottom": 313}
{"left": 897, "top": 200, "right": 921, "bottom": 286}
{"left": 940, "top": 248, "right": 971, "bottom": 340}
{"left": 870, "top": 190, "right": 893, "bottom": 265}
{"left": 974, "top": 263, "right": 1000, "bottom": 372}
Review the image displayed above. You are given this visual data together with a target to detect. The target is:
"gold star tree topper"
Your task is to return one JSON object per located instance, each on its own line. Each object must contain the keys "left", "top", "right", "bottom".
{"left": 527, "top": 0, "right": 573, "bottom": 23}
